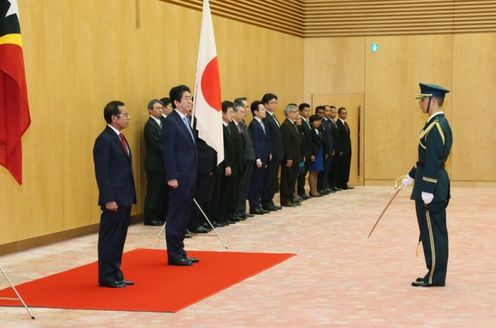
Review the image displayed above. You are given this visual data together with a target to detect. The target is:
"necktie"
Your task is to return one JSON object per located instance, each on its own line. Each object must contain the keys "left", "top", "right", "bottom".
{"left": 182, "top": 116, "right": 195, "bottom": 143}
{"left": 119, "top": 133, "right": 129, "bottom": 156}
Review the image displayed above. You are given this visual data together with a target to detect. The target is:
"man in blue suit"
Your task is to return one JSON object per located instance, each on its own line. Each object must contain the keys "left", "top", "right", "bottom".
{"left": 162, "top": 85, "right": 199, "bottom": 266}
{"left": 248, "top": 100, "right": 271, "bottom": 215}
{"left": 93, "top": 101, "right": 136, "bottom": 288}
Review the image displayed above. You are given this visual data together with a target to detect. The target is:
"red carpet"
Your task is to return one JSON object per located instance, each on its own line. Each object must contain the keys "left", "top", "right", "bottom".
{"left": 0, "top": 248, "right": 294, "bottom": 312}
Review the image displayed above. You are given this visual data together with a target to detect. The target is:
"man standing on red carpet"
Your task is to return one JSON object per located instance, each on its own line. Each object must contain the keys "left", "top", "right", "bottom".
{"left": 93, "top": 101, "right": 136, "bottom": 288}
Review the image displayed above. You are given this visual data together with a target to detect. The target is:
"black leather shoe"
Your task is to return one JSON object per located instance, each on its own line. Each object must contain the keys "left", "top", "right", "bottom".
{"left": 293, "top": 201, "right": 302, "bottom": 206}
{"left": 281, "top": 202, "right": 295, "bottom": 207}
{"left": 168, "top": 257, "right": 193, "bottom": 266}
{"left": 119, "top": 279, "right": 134, "bottom": 286}
{"left": 187, "top": 257, "right": 199, "bottom": 263}
{"left": 274, "top": 205, "right": 282, "bottom": 210}
{"left": 262, "top": 205, "right": 277, "bottom": 211}
{"left": 189, "top": 226, "right": 210, "bottom": 233}
{"left": 185, "top": 231, "right": 193, "bottom": 238}
{"left": 299, "top": 193, "right": 310, "bottom": 200}
{"left": 144, "top": 220, "right": 163, "bottom": 226}
{"left": 100, "top": 281, "right": 126, "bottom": 288}
{"left": 250, "top": 208, "right": 265, "bottom": 215}
{"left": 416, "top": 277, "right": 424, "bottom": 282}
{"left": 411, "top": 281, "right": 445, "bottom": 287}
{"left": 245, "top": 212, "right": 254, "bottom": 218}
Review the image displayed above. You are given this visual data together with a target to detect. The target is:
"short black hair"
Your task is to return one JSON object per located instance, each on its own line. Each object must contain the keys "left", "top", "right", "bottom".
{"left": 299, "top": 103, "right": 310, "bottom": 111}
{"left": 222, "top": 100, "right": 234, "bottom": 114}
{"left": 234, "top": 97, "right": 247, "bottom": 103}
{"left": 338, "top": 107, "right": 347, "bottom": 114}
{"left": 251, "top": 100, "right": 263, "bottom": 116}
{"left": 233, "top": 100, "right": 244, "bottom": 112}
{"left": 147, "top": 99, "right": 163, "bottom": 110}
{"left": 261, "top": 93, "right": 277, "bottom": 104}
{"left": 169, "top": 85, "right": 191, "bottom": 109}
{"left": 160, "top": 97, "right": 171, "bottom": 107}
{"left": 315, "top": 105, "right": 325, "bottom": 114}
{"left": 309, "top": 114, "right": 321, "bottom": 124}
{"left": 103, "top": 100, "right": 125, "bottom": 123}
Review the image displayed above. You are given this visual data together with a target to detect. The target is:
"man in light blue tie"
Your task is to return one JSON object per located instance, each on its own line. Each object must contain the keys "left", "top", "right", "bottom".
{"left": 162, "top": 85, "right": 199, "bottom": 266}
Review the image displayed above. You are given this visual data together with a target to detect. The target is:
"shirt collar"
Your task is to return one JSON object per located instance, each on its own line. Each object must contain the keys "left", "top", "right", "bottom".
{"left": 174, "top": 108, "right": 188, "bottom": 120}
{"left": 107, "top": 124, "right": 120, "bottom": 136}
{"left": 254, "top": 117, "right": 263, "bottom": 123}
{"left": 150, "top": 115, "right": 162, "bottom": 126}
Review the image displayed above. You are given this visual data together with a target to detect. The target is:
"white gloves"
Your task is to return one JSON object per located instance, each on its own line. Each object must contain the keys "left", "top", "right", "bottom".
{"left": 421, "top": 192, "right": 434, "bottom": 204}
{"left": 401, "top": 176, "right": 413, "bottom": 189}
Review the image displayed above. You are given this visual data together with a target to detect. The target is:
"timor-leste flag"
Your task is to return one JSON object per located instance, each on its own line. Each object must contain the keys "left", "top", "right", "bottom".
{"left": 0, "top": 0, "right": 30, "bottom": 184}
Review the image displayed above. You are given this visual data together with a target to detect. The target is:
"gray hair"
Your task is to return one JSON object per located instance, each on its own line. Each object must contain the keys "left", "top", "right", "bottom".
{"left": 284, "top": 103, "right": 298, "bottom": 116}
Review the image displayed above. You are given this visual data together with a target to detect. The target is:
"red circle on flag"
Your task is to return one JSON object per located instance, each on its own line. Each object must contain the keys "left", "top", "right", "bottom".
{"left": 201, "top": 57, "right": 222, "bottom": 112}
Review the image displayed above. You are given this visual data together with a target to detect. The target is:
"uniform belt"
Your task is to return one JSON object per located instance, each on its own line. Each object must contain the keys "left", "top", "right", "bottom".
{"left": 416, "top": 161, "right": 445, "bottom": 168}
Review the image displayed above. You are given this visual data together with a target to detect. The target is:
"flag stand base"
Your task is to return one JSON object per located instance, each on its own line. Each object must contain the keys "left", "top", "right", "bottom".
{"left": 0, "top": 265, "right": 35, "bottom": 319}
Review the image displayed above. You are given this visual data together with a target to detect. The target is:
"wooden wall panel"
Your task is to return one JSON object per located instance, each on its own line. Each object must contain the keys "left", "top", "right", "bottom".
{"left": 0, "top": 0, "right": 303, "bottom": 245}
{"left": 363, "top": 35, "right": 453, "bottom": 181}
{"left": 304, "top": 0, "right": 496, "bottom": 37}
{"left": 303, "top": 37, "right": 366, "bottom": 101}
{"left": 451, "top": 33, "right": 496, "bottom": 181}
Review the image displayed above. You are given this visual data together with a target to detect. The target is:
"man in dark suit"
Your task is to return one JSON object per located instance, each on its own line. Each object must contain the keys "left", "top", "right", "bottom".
{"left": 162, "top": 85, "right": 199, "bottom": 266}
{"left": 248, "top": 101, "right": 271, "bottom": 215}
{"left": 328, "top": 106, "right": 341, "bottom": 190}
{"left": 280, "top": 104, "right": 303, "bottom": 207}
{"left": 337, "top": 107, "right": 353, "bottom": 189}
{"left": 143, "top": 99, "right": 168, "bottom": 226}
{"left": 233, "top": 98, "right": 256, "bottom": 219}
{"left": 93, "top": 100, "right": 136, "bottom": 288}
{"left": 318, "top": 105, "right": 334, "bottom": 194}
{"left": 297, "top": 103, "right": 312, "bottom": 199}
{"left": 261, "top": 93, "right": 283, "bottom": 211}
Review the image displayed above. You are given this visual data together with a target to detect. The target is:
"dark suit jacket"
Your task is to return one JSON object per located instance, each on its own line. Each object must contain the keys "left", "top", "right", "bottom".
{"left": 298, "top": 118, "right": 313, "bottom": 160}
{"left": 263, "top": 112, "right": 284, "bottom": 162}
{"left": 249, "top": 118, "right": 271, "bottom": 165}
{"left": 162, "top": 110, "right": 198, "bottom": 186}
{"left": 196, "top": 137, "right": 217, "bottom": 175}
{"left": 220, "top": 123, "right": 240, "bottom": 174}
{"left": 93, "top": 126, "right": 136, "bottom": 207}
{"left": 281, "top": 119, "right": 303, "bottom": 163}
{"left": 238, "top": 120, "right": 256, "bottom": 163}
{"left": 310, "top": 128, "right": 324, "bottom": 156}
{"left": 337, "top": 119, "right": 351, "bottom": 154}
{"left": 321, "top": 118, "right": 334, "bottom": 155}
{"left": 144, "top": 117, "right": 164, "bottom": 172}
{"left": 329, "top": 119, "right": 341, "bottom": 153}
{"left": 229, "top": 121, "right": 245, "bottom": 172}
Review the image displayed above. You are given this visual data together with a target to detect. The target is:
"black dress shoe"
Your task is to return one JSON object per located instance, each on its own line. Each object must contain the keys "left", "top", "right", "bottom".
{"left": 189, "top": 226, "right": 210, "bottom": 233}
{"left": 281, "top": 202, "right": 295, "bottom": 207}
{"left": 299, "top": 193, "right": 310, "bottom": 200}
{"left": 411, "top": 281, "right": 445, "bottom": 287}
{"left": 144, "top": 220, "right": 163, "bottom": 226}
{"left": 100, "top": 281, "right": 126, "bottom": 288}
{"left": 184, "top": 231, "right": 193, "bottom": 238}
{"left": 245, "top": 212, "right": 254, "bottom": 218}
{"left": 416, "top": 277, "right": 424, "bottom": 282}
{"left": 274, "top": 205, "right": 282, "bottom": 210}
{"left": 119, "top": 279, "right": 134, "bottom": 286}
{"left": 293, "top": 201, "right": 302, "bottom": 206}
{"left": 187, "top": 257, "right": 199, "bottom": 263}
{"left": 250, "top": 208, "right": 265, "bottom": 215}
{"left": 168, "top": 257, "right": 193, "bottom": 266}
{"left": 262, "top": 205, "right": 277, "bottom": 211}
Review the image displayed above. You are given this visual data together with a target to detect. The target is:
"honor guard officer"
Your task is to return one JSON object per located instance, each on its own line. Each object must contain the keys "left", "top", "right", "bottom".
{"left": 400, "top": 83, "right": 453, "bottom": 287}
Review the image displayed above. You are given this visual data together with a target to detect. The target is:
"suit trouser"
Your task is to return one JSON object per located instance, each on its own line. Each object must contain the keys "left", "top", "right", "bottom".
{"left": 144, "top": 170, "right": 168, "bottom": 223}
{"left": 249, "top": 166, "right": 265, "bottom": 210}
{"left": 415, "top": 201, "right": 449, "bottom": 285}
{"left": 189, "top": 173, "right": 214, "bottom": 230}
{"left": 262, "top": 159, "right": 281, "bottom": 207}
{"left": 219, "top": 173, "right": 238, "bottom": 221}
{"left": 297, "top": 161, "right": 310, "bottom": 196}
{"left": 337, "top": 152, "right": 351, "bottom": 187}
{"left": 280, "top": 164, "right": 298, "bottom": 204}
{"left": 236, "top": 161, "right": 254, "bottom": 213}
{"left": 166, "top": 183, "right": 195, "bottom": 260}
{"left": 98, "top": 205, "right": 131, "bottom": 285}
{"left": 329, "top": 154, "right": 339, "bottom": 187}
{"left": 318, "top": 155, "right": 331, "bottom": 191}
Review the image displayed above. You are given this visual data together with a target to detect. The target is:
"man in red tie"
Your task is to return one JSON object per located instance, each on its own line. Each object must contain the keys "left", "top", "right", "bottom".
{"left": 93, "top": 101, "right": 136, "bottom": 288}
